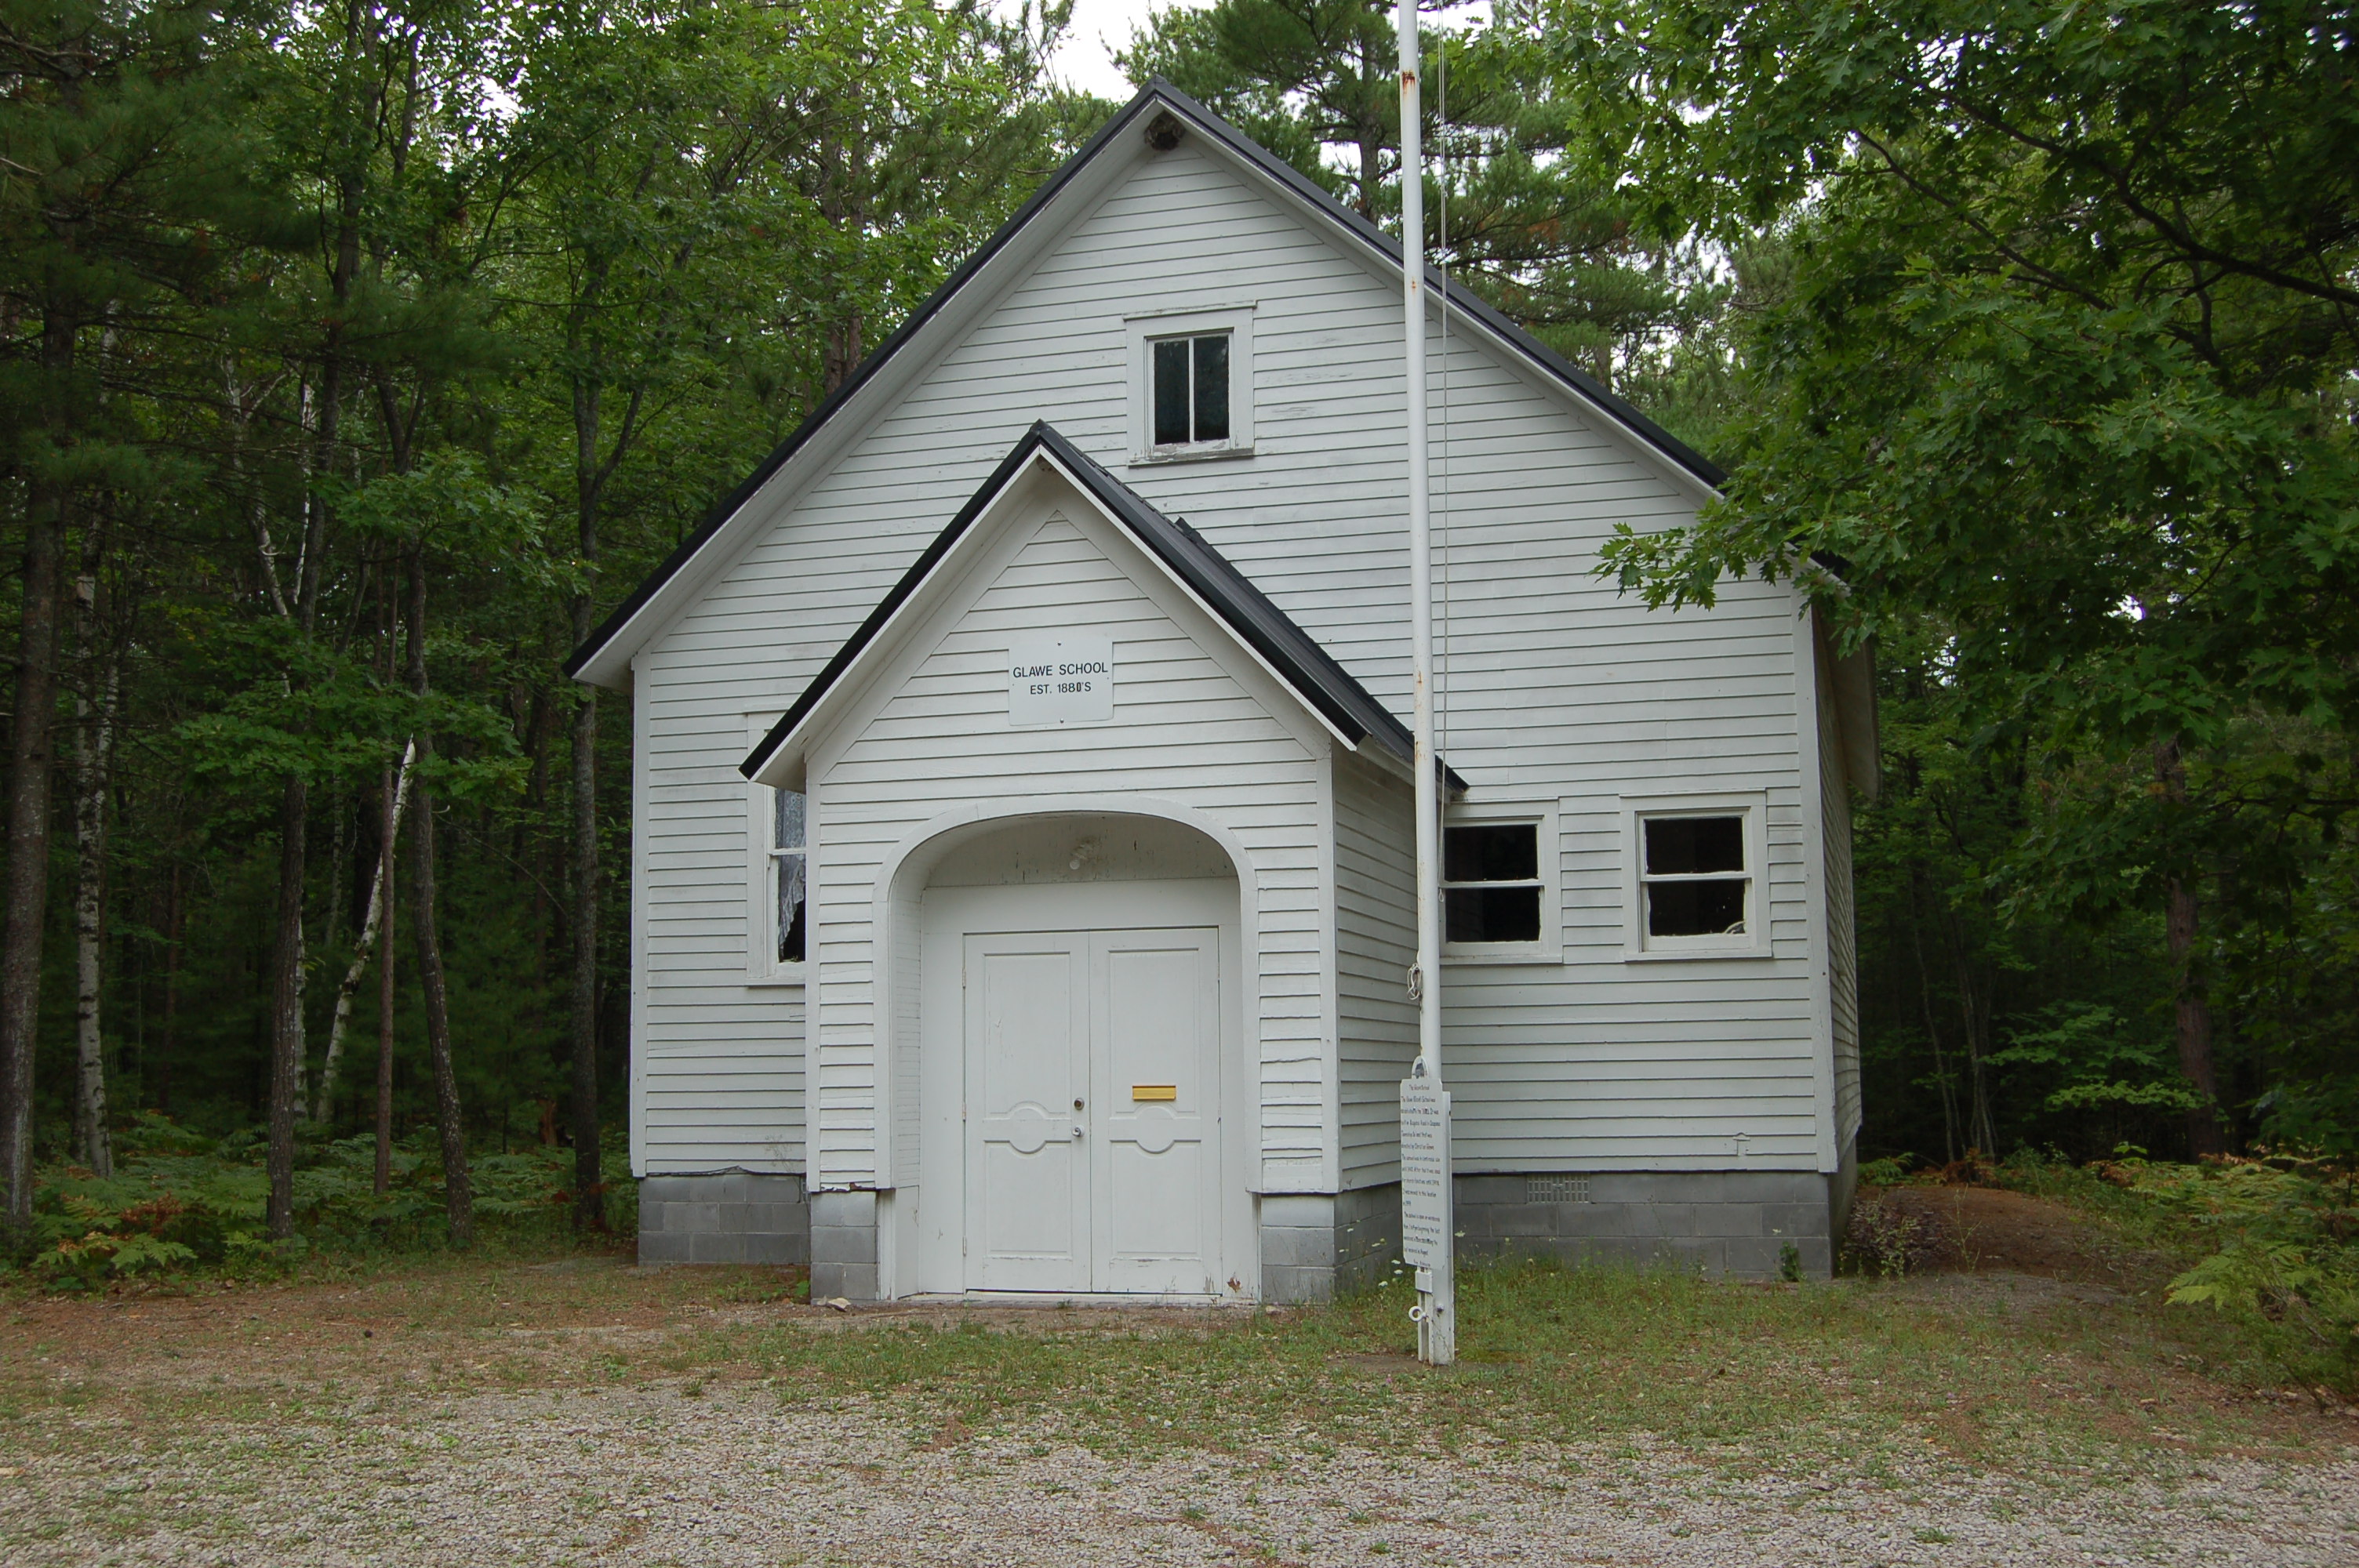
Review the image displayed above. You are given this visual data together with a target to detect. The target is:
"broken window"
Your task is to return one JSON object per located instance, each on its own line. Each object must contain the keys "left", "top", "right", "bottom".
{"left": 1640, "top": 814, "right": 1749, "bottom": 940}
{"left": 772, "top": 787, "right": 806, "bottom": 964}
{"left": 1443, "top": 822, "right": 1543, "bottom": 944}
{"left": 1150, "top": 332, "right": 1230, "bottom": 448}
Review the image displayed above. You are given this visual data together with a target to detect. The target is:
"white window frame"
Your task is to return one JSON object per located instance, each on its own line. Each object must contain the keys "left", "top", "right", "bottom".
{"left": 1441, "top": 798, "right": 1560, "bottom": 964}
{"left": 1125, "top": 303, "right": 1255, "bottom": 465}
{"left": 745, "top": 717, "right": 809, "bottom": 987}
{"left": 1621, "top": 792, "right": 1771, "bottom": 960}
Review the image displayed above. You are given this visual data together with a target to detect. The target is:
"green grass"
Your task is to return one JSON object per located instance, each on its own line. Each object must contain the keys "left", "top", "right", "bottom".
{"left": 667, "top": 1261, "right": 2317, "bottom": 1477}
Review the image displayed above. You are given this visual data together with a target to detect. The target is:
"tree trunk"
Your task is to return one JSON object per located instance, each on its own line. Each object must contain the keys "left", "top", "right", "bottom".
{"left": 567, "top": 351, "right": 604, "bottom": 1234}
{"left": 0, "top": 318, "right": 71, "bottom": 1234}
{"left": 317, "top": 739, "right": 415, "bottom": 1120}
{"left": 157, "top": 864, "right": 180, "bottom": 1117}
{"left": 373, "top": 763, "right": 396, "bottom": 1196}
{"left": 1906, "top": 865, "right": 1961, "bottom": 1167}
{"left": 405, "top": 550, "right": 471, "bottom": 1244}
{"left": 1939, "top": 909, "right": 1999, "bottom": 1159}
{"left": 2166, "top": 873, "right": 2226, "bottom": 1156}
{"left": 266, "top": 771, "right": 307, "bottom": 1237}
{"left": 71, "top": 552, "right": 118, "bottom": 1178}
{"left": 569, "top": 676, "right": 602, "bottom": 1232}
{"left": 266, "top": 3, "right": 370, "bottom": 1230}
{"left": 2154, "top": 739, "right": 2225, "bottom": 1157}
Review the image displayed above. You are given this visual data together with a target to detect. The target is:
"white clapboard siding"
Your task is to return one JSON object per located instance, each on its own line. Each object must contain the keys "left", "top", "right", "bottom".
{"left": 1820, "top": 636, "right": 1864, "bottom": 1149}
{"left": 805, "top": 508, "right": 1334, "bottom": 1192}
{"left": 1332, "top": 749, "right": 1419, "bottom": 1187}
{"left": 625, "top": 135, "right": 1831, "bottom": 1181}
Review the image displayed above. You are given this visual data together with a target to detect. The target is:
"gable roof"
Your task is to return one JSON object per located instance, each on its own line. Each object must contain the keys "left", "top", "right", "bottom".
{"left": 566, "top": 78, "right": 1725, "bottom": 688}
{"left": 740, "top": 423, "right": 1461, "bottom": 789}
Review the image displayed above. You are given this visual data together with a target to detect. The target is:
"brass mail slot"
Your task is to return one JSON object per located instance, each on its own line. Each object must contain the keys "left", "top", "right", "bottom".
{"left": 1131, "top": 1084, "right": 1177, "bottom": 1102}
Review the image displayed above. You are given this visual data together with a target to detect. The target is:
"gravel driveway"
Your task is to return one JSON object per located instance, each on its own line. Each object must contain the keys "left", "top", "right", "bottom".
{"left": 8, "top": 1377, "right": 2355, "bottom": 1566}
{"left": 4, "top": 1248, "right": 2354, "bottom": 1566}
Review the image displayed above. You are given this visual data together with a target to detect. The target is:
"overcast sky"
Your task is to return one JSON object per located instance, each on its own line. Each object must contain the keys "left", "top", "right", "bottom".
{"left": 1035, "top": 1, "right": 1495, "bottom": 103}
{"left": 1043, "top": 0, "right": 1171, "bottom": 100}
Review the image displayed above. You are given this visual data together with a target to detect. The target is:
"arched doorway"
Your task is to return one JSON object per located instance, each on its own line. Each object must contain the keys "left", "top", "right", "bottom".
{"left": 895, "top": 812, "right": 1250, "bottom": 1298}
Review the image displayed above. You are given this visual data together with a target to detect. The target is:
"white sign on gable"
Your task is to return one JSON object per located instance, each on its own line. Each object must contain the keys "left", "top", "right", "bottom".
{"left": 1007, "top": 633, "right": 1114, "bottom": 726}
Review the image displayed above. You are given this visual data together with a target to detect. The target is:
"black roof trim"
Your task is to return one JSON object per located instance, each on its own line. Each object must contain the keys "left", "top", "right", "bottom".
{"left": 1145, "top": 84, "right": 1728, "bottom": 495}
{"left": 740, "top": 423, "right": 1459, "bottom": 788}
{"left": 572, "top": 78, "right": 1724, "bottom": 680}
{"left": 564, "top": 86, "right": 1173, "bottom": 680}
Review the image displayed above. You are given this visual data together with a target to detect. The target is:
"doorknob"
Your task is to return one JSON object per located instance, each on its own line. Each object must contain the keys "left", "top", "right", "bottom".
{"left": 1071, "top": 1123, "right": 1086, "bottom": 1140}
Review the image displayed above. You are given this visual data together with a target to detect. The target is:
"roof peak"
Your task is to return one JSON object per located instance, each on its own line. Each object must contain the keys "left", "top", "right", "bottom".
{"left": 741, "top": 421, "right": 1458, "bottom": 789}
{"left": 568, "top": 78, "right": 1720, "bottom": 687}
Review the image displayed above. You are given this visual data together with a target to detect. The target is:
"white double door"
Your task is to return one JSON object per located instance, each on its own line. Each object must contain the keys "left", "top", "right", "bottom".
{"left": 965, "top": 926, "right": 1220, "bottom": 1294}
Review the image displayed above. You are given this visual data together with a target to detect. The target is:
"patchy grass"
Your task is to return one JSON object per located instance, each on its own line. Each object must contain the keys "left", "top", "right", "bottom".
{"left": 3, "top": 1210, "right": 2353, "bottom": 1567}
{"left": 1, "top": 1192, "right": 2346, "bottom": 1481}
{"left": 654, "top": 1261, "right": 2333, "bottom": 1483}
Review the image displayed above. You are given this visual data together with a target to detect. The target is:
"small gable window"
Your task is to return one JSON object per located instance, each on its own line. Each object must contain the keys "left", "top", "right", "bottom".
{"left": 1151, "top": 332, "right": 1230, "bottom": 448}
{"left": 1125, "top": 305, "right": 1254, "bottom": 463}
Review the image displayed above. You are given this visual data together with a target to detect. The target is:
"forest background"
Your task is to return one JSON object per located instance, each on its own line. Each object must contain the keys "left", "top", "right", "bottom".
{"left": 0, "top": 0, "right": 2351, "bottom": 1265}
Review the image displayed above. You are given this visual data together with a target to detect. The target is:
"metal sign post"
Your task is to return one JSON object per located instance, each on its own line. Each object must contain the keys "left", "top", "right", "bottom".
{"left": 1397, "top": 0, "right": 1454, "bottom": 1367}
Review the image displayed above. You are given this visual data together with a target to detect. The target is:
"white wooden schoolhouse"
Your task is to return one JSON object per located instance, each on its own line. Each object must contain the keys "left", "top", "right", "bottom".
{"left": 565, "top": 82, "right": 1877, "bottom": 1302}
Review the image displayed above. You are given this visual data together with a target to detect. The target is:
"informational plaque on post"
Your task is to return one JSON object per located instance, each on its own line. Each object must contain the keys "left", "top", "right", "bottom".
{"left": 1399, "top": 1074, "right": 1452, "bottom": 1272}
{"left": 1007, "top": 633, "right": 1114, "bottom": 726}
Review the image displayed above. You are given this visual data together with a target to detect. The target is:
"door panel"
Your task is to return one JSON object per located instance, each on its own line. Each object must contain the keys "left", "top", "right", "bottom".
{"left": 962, "top": 924, "right": 1221, "bottom": 1295}
{"left": 965, "top": 937, "right": 1089, "bottom": 1292}
{"left": 1093, "top": 931, "right": 1220, "bottom": 1293}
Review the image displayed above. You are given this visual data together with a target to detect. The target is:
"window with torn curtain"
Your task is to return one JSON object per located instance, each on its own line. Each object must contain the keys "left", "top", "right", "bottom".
{"left": 769, "top": 786, "right": 806, "bottom": 967}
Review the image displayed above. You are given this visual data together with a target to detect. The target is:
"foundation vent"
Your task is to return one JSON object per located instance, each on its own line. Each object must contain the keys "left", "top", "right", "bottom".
{"left": 1527, "top": 1174, "right": 1590, "bottom": 1204}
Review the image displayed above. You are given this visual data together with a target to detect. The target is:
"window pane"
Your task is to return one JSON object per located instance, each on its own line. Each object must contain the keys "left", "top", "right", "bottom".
{"left": 1192, "top": 333, "right": 1230, "bottom": 443}
{"left": 1152, "top": 339, "right": 1190, "bottom": 445}
{"left": 1645, "top": 815, "right": 1743, "bottom": 876}
{"left": 1444, "top": 822, "right": 1538, "bottom": 884}
{"left": 777, "top": 853, "right": 806, "bottom": 964}
{"left": 772, "top": 787, "right": 805, "bottom": 851}
{"left": 1647, "top": 877, "right": 1747, "bottom": 938}
{"left": 1445, "top": 885, "right": 1542, "bottom": 943}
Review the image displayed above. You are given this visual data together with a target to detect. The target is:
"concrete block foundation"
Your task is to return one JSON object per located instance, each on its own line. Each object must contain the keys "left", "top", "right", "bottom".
{"left": 633, "top": 1163, "right": 1852, "bottom": 1294}
{"left": 635, "top": 1173, "right": 809, "bottom": 1266}
{"left": 1257, "top": 1186, "right": 1400, "bottom": 1304}
{"left": 1454, "top": 1171, "right": 1841, "bottom": 1280}
{"left": 1257, "top": 1170, "right": 1846, "bottom": 1298}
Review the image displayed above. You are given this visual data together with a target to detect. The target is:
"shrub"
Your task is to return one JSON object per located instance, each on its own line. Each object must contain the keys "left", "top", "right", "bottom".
{"left": 1843, "top": 1192, "right": 1942, "bottom": 1278}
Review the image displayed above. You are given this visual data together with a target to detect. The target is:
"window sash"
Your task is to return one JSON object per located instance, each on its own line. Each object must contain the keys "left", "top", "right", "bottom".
{"left": 1150, "top": 332, "right": 1230, "bottom": 448}
{"left": 1442, "top": 820, "right": 1544, "bottom": 946}
{"left": 1636, "top": 812, "right": 1750, "bottom": 941}
{"left": 768, "top": 786, "right": 808, "bottom": 968}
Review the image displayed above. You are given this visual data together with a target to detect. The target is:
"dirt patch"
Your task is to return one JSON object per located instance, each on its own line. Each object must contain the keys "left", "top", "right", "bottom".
{"left": 1873, "top": 1184, "right": 2171, "bottom": 1288}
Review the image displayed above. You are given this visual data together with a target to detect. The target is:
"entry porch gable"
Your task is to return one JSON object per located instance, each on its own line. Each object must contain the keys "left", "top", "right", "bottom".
{"left": 771, "top": 431, "right": 1432, "bottom": 1225}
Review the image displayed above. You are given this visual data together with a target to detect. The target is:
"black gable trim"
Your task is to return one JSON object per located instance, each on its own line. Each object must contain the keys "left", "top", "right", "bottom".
{"left": 563, "top": 88, "right": 1169, "bottom": 680}
{"left": 740, "top": 423, "right": 1458, "bottom": 788}
{"left": 1148, "top": 82, "right": 1728, "bottom": 495}
{"left": 570, "top": 78, "right": 1724, "bottom": 681}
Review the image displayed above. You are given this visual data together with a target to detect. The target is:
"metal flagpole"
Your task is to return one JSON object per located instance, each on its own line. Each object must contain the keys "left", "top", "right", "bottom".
{"left": 1396, "top": 0, "right": 1454, "bottom": 1367}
